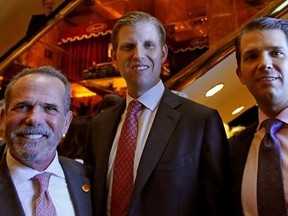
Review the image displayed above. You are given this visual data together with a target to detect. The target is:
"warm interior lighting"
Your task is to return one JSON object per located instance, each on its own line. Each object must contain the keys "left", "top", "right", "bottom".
{"left": 71, "top": 82, "right": 97, "bottom": 98}
{"left": 205, "top": 83, "right": 224, "bottom": 97}
{"left": 232, "top": 106, "right": 244, "bottom": 115}
{"left": 274, "top": 1, "right": 288, "bottom": 13}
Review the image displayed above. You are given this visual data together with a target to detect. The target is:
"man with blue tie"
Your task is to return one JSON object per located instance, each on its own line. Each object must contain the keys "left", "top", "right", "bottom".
{"left": 230, "top": 17, "right": 288, "bottom": 216}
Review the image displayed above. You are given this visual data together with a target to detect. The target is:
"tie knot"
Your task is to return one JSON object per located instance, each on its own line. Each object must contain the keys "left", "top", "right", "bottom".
{"left": 262, "top": 118, "right": 283, "bottom": 135}
{"left": 127, "top": 100, "right": 142, "bottom": 115}
{"left": 32, "top": 172, "right": 52, "bottom": 191}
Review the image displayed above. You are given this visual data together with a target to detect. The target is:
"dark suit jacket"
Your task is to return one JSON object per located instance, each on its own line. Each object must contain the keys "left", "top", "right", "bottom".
{"left": 85, "top": 88, "right": 231, "bottom": 216}
{"left": 0, "top": 155, "right": 93, "bottom": 216}
{"left": 26, "top": 14, "right": 48, "bottom": 37}
{"left": 228, "top": 122, "right": 258, "bottom": 216}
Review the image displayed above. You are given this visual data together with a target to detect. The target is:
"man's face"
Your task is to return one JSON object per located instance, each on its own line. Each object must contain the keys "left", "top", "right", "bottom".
{"left": 237, "top": 29, "right": 288, "bottom": 113}
{"left": 112, "top": 22, "right": 168, "bottom": 98}
{"left": 3, "top": 74, "right": 72, "bottom": 166}
{"left": 43, "top": 0, "right": 55, "bottom": 15}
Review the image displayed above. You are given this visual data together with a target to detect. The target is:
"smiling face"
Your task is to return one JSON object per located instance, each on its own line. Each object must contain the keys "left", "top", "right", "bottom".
{"left": 112, "top": 22, "right": 168, "bottom": 98}
{"left": 3, "top": 73, "right": 72, "bottom": 170}
{"left": 237, "top": 29, "right": 288, "bottom": 116}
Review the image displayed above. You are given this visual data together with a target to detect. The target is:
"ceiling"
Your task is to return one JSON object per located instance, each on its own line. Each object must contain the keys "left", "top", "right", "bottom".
{"left": 1, "top": 0, "right": 288, "bottom": 127}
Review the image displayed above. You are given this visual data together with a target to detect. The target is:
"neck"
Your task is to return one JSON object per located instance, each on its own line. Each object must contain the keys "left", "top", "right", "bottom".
{"left": 10, "top": 150, "right": 56, "bottom": 171}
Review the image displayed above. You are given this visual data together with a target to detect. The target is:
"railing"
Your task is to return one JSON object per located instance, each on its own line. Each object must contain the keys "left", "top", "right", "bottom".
{"left": 0, "top": 0, "right": 84, "bottom": 73}
{"left": 1, "top": 0, "right": 288, "bottom": 92}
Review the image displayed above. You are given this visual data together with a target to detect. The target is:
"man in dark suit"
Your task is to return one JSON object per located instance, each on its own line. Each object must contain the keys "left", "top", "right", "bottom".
{"left": 0, "top": 66, "right": 93, "bottom": 215}
{"left": 84, "top": 11, "right": 231, "bottom": 216}
{"left": 229, "top": 17, "right": 288, "bottom": 215}
{"left": 26, "top": 0, "right": 55, "bottom": 37}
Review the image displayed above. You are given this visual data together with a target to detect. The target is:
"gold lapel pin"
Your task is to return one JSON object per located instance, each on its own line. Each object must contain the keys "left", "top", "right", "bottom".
{"left": 82, "top": 184, "right": 90, "bottom": 192}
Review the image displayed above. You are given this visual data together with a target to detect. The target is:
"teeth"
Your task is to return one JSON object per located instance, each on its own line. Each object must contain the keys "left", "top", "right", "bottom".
{"left": 133, "top": 66, "right": 148, "bottom": 70}
{"left": 22, "top": 134, "right": 44, "bottom": 139}
{"left": 260, "top": 77, "right": 278, "bottom": 81}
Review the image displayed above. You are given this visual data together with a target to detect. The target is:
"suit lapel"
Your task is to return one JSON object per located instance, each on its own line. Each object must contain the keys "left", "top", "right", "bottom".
{"left": 132, "top": 89, "right": 182, "bottom": 201}
{"left": 90, "top": 103, "right": 126, "bottom": 215}
{"left": 229, "top": 123, "right": 257, "bottom": 215}
{"left": 59, "top": 157, "right": 92, "bottom": 216}
{"left": 0, "top": 155, "right": 26, "bottom": 216}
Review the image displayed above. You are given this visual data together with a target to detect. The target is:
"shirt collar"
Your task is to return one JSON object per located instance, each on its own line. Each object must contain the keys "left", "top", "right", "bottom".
{"left": 7, "top": 150, "right": 65, "bottom": 187}
{"left": 126, "top": 80, "right": 165, "bottom": 111}
{"left": 258, "top": 107, "right": 288, "bottom": 130}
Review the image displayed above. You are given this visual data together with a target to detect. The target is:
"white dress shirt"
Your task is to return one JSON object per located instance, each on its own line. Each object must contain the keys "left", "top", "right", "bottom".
{"left": 242, "top": 107, "right": 288, "bottom": 216}
{"left": 106, "top": 80, "right": 165, "bottom": 215}
{"left": 7, "top": 150, "right": 76, "bottom": 216}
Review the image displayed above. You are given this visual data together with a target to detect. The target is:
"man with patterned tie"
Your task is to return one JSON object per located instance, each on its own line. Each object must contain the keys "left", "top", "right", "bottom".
{"left": 0, "top": 66, "right": 93, "bottom": 216}
{"left": 85, "top": 11, "right": 231, "bottom": 216}
{"left": 229, "top": 17, "right": 288, "bottom": 216}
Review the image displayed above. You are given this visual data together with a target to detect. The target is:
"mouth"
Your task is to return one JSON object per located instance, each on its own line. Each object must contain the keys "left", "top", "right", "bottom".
{"left": 257, "top": 76, "right": 279, "bottom": 82}
{"left": 132, "top": 65, "right": 149, "bottom": 71}
{"left": 20, "top": 133, "right": 47, "bottom": 139}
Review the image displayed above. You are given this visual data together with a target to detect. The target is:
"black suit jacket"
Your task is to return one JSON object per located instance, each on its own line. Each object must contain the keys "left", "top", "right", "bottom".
{"left": 228, "top": 122, "right": 258, "bottom": 216}
{"left": 0, "top": 155, "right": 93, "bottom": 216}
{"left": 26, "top": 14, "right": 48, "bottom": 37}
{"left": 85, "top": 88, "right": 232, "bottom": 216}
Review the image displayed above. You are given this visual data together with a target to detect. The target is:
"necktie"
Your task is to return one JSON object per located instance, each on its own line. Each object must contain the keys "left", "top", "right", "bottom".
{"left": 111, "top": 100, "right": 142, "bottom": 216}
{"left": 257, "top": 118, "right": 287, "bottom": 216}
{"left": 32, "top": 172, "right": 57, "bottom": 216}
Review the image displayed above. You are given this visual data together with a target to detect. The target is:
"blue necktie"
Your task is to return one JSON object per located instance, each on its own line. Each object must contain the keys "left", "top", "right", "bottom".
{"left": 257, "top": 118, "right": 287, "bottom": 216}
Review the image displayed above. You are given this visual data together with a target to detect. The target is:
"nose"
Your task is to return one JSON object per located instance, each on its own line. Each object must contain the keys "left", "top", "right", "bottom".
{"left": 132, "top": 45, "right": 144, "bottom": 60}
{"left": 258, "top": 52, "right": 273, "bottom": 71}
{"left": 25, "top": 107, "right": 43, "bottom": 126}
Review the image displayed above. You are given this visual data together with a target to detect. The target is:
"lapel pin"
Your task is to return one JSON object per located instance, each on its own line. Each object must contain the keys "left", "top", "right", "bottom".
{"left": 82, "top": 184, "right": 90, "bottom": 192}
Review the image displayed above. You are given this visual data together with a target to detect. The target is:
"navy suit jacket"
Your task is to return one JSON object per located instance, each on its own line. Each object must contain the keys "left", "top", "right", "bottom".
{"left": 84, "top": 88, "right": 232, "bottom": 216}
{"left": 0, "top": 155, "right": 93, "bottom": 216}
{"left": 228, "top": 122, "right": 258, "bottom": 216}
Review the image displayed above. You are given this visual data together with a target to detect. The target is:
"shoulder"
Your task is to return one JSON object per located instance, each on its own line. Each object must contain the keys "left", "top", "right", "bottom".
{"left": 59, "top": 156, "right": 89, "bottom": 176}
{"left": 162, "top": 88, "right": 218, "bottom": 116}
{"left": 228, "top": 122, "right": 258, "bottom": 154}
{"left": 229, "top": 122, "right": 257, "bottom": 142}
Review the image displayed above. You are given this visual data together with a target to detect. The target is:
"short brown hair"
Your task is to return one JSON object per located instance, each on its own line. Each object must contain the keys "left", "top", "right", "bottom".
{"left": 111, "top": 11, "right": 166, "bottom": 51}
{"left": 235, "top": 17, "right": 288, "bottom": 68}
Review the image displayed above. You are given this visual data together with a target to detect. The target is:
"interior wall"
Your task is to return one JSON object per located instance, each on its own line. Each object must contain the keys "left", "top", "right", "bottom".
{"left": 0, "top": 0, "right": 63, "bottom": 57}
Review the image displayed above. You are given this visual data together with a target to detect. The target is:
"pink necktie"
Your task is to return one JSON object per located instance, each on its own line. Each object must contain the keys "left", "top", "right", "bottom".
{"left": 111, "top": 100, "right": 142, "bottom": 216}
{"left": 32, "top": 172, "right": 57, "bottom": 216}
{"left": 257, "top": 118, "right": 287, "bottom": 216}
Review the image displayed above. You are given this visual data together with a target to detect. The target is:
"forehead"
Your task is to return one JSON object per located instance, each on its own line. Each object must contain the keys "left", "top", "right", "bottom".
{"left": 11, "top": 74, "right": 65, "bottom": 102}
{"left": 240, "top": 29, "right": 288, "bottom": 52}
{"left": 117, "top": 22, "right": 160, "bottom": 41}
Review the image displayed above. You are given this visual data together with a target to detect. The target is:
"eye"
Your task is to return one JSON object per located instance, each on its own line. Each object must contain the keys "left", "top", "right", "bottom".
{"left": 144, "top": 41, "right": 155, "bottom": 49}
{"left": 120, "top": 43, "right": 134, "bottom": 51}
{"left": 271, "top": 50, "right": 285, "bottom": 58}
{"left": 12, "top": 103, "right": 31, "bottom": 112}
{"left": 243, "top": 52, "right": 258, "bottom": 62}
{"left": 44, "top": 105, "right": 58, "bottom": 114}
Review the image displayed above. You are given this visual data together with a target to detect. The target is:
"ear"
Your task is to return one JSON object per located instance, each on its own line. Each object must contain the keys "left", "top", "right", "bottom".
{"left": 0, "top": 108, "right": 5, "bottom": 139}
{"left": 161, "top": 45, "right": 168, "bottom": 64}
{"left": 236, "top": 67, "right": 246, "bottom": 84}
{"left": 62, "top": 111, "right": 73, "bottom": 134}
{"left": 111, "top": 49, "right": 117, "bottom": 65}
